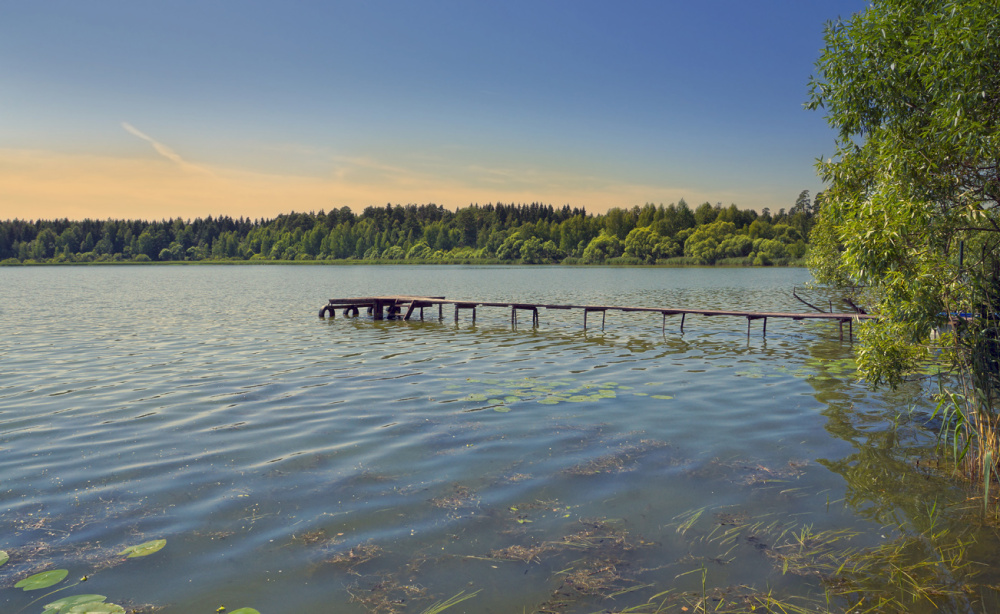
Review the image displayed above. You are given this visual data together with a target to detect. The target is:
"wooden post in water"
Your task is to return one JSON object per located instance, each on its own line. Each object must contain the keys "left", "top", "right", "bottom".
{"left": 680, "top": 313, "right": 686, "bottom": 333}
{"left": 583, "top": 308, "right": 606, "bottom": 331}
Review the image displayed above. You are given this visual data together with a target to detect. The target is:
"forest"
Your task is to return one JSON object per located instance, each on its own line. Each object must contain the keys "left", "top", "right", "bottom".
{"left": 1, "top": 192, "right": 816, "bottom": 266}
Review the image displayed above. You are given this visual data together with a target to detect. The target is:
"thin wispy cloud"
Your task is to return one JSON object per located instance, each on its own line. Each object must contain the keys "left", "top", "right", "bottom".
{"left": 121, "top": 122, "right": 210, "bottom": 174}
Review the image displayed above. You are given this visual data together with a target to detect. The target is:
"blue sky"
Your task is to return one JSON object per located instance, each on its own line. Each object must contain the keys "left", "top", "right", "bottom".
{"left": 1, "top": 1, "right": 868, "bottom": 220}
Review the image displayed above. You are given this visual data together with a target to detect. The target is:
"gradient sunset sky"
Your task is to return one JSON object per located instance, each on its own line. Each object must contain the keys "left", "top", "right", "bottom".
{"left": 2, "top": 1, "right": 868, "bottom": 221}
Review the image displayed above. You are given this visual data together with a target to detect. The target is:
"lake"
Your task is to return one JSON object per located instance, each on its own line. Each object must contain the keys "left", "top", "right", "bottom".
{"left": 1, "top": 265, "right": 995, "bottom": 613}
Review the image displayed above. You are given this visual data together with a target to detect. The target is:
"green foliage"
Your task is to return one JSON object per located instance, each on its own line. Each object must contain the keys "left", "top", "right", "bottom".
{"left": 15, "top": 569, "right": 69, "bottom": 590}
{"left": 1, "top": 199, "right": 815, "bottom": 266}
{"left": 406, "top": 241, "right": 433, "bottom": 259}
{"left": 118, "top": 539, "right": 166, "bottom": 558}
{"left": 807, "top": 0, "right": 1000, "bottom": 392}
{"left": 582, "top": 232, "right": 624, "bottom": 263}
{"left": 683, "top": 220, "right": 737, "bottom": 264}
{"left": 807, "top": 0, "right": 1000, "bottom": 496}
{"left": 42, "top": 594, "right": 109, "bottom": 613}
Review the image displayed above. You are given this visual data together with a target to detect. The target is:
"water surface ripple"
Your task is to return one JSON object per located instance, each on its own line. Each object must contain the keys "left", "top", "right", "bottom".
{"left": 0, "top": 265, "right": 935, "bottom": 612}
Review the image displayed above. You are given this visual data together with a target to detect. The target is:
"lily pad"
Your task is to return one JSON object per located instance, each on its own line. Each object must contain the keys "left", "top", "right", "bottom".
{"left": 493, "top": 406, "right": 511, "bottom": 413}
{"left": 15, "top": 569, "right": 68, "bottom": 590}
{"left": 43, "top": 595, "right": 108, "bottom": 613}
{"left": 67, "top": 604, "right": 125, "bottom": 614}
{"left": 466, "top": 393, "right": 487, "bottom": 402}
{"left": 230, "top": 609, "right": 262, "bottom": 614}
{"left": 118, "top": 539, "right": 166, "bottom": 558}
{"left": 485, "top": 388, "right": 505, "bottom": 395}
{"left": 537, "top": 398, "right": 564, "bottom": 405}
{"left": 503, "top": 395, "right": 521, "bottom": 403}
{"left": 0, "top": 550, "right": 7, "bottom": 566}
{"left": 487, "top": 398, "right": 504, "bottom": 405}
{"left": 651, "top": 395, "right": 674, "bottom": 400}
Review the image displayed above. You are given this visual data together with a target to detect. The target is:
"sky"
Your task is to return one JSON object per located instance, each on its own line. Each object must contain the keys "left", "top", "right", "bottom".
{"left": 1, "top": 1, "right": 869, "bottom": 221}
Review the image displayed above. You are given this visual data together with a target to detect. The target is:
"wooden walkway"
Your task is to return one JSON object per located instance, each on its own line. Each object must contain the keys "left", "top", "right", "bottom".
{"left": 320, "top": 295, "right": 877, "bottom": 341}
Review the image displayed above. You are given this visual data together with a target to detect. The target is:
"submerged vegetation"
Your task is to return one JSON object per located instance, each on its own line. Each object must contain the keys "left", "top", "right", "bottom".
{"left": 0, "top": 196, "right": 816, "bottom": 266}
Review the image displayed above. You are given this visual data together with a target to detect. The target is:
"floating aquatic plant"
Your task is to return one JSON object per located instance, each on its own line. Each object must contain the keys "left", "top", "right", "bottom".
{"left": 15, "top": 569, "right": 69, "bottom": 591}
{"left": 41, "top": 594, "right": 110, "bottom": 613}
{"left": 3, "top": 538, "right": 195, "bottom": 614}
{"left": 117, "top": 539, "right": 166, "bottom": 558}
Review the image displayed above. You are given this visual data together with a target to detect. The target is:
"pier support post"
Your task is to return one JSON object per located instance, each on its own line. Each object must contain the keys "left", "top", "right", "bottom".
{"left": 583, "top": 308, "right": 605, "bottom": 331}
{"left": 439, "top": 303, "right": 443, "bottom": 320}
{"left": 745, "top": 315, "right": 767, "bottom": 337}
{"left": 680, "top": 313, "right": 685, "bottom": 333}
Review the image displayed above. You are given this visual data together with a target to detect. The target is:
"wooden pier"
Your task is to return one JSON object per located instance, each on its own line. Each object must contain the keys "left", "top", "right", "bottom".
{"left": 319, "top": 295, "right": 877, "bottom": 341}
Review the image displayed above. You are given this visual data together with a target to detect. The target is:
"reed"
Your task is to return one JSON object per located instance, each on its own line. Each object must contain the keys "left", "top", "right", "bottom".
{"left": 930, "top": 378, "right": 1000, "bottom": 519}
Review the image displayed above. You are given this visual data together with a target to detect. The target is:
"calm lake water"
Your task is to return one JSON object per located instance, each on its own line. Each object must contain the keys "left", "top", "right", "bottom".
{"left": 0, "top": 265, "right": 993, "bottom": 613}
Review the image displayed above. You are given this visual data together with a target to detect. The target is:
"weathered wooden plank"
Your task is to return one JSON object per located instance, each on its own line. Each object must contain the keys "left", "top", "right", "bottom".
{"left": 320, "top": 294, "right": 876, "bottom": 339}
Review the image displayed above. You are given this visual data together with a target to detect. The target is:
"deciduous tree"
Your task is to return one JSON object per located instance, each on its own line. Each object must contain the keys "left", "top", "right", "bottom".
{"left": 806, "top": 1, "right": 1000, "bottom": 431}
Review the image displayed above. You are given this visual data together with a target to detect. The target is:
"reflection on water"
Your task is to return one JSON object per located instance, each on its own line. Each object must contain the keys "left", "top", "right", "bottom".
{"left": 0, "top": 265, "right": 997, "bottom": 613}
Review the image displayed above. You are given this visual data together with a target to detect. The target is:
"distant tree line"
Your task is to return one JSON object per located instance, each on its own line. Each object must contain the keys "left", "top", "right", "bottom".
{"left": 0, "top": 192, "right": 819, "bottom": 266}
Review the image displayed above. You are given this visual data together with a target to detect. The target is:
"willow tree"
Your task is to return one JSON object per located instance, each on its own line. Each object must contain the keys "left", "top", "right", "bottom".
{"left": 807, "top": 0, "right": 1000, "bottom": 477}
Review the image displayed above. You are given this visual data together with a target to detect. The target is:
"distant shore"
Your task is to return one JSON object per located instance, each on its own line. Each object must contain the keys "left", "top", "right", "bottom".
{"left": 1, "top": 257, "right": 807, "bottom": 268}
